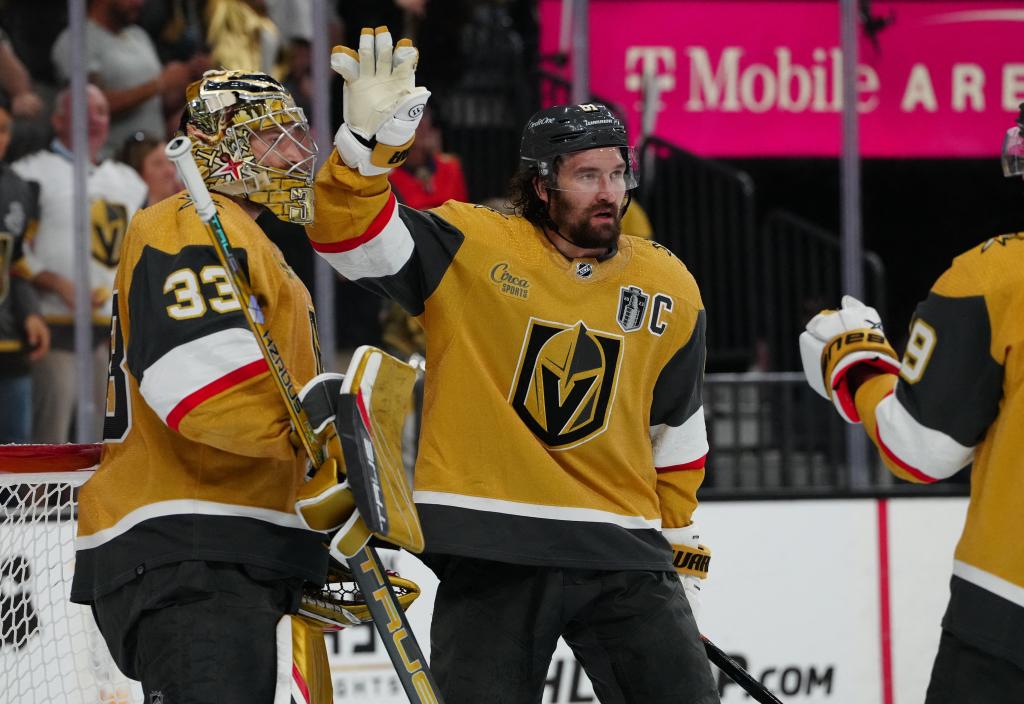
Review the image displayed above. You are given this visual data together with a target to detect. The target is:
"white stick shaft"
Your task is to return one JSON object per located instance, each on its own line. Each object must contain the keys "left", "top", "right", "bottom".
{"left": 165, "top": 136, "right": 217, "bottom": 222}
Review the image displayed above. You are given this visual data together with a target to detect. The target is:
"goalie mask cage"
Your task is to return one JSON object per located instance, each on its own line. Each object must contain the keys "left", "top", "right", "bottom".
{"left": 1, "top": 448, "right": 142, "bottom": 704}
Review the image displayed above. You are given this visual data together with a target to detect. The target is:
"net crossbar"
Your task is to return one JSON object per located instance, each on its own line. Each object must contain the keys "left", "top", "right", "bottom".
{"left": 1, "top": 445, "right": 141, "bottom": 704}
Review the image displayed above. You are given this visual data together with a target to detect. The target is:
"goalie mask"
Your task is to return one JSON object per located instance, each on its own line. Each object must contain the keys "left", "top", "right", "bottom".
{"left": 182, "top": 70, "right": 317, "bottom": 224}
{"left": 520, "top": 103, "right": 638, "bottom": 191}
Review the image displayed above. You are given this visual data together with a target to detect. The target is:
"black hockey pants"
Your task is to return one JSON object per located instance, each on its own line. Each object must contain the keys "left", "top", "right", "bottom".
{"left": 90, "top": 560, "right": 304, "bottom": 704}
{"left": 425, "top": 555, "right": 721, "bottom": 704}
{"left": 925, "top": 629, "right": 1024, "bottom": 704}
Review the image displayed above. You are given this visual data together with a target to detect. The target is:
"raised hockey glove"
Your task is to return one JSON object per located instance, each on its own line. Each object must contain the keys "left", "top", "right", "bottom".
{"left": 799, "top": 295, "right": 900, "bottom": 424}
{"left": 332, "top": 26, "right": 431, "bottom": 176}
{"left": 664, "top": 523, "right": 711, "bottom": 625}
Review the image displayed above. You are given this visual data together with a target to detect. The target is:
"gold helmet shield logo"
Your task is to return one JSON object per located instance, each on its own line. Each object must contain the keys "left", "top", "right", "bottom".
{"left": 509, "top": 318, "right": 623, "bottom": 449}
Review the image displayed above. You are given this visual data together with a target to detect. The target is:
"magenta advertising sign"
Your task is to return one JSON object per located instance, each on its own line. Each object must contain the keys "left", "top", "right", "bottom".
{"left": 539, "top": 1, "right": 1024, "bottom": 157}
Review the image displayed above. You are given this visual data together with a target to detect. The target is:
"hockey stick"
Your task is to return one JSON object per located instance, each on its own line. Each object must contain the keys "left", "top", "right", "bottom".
{"left": 165, "top": 136, "right": 443, "bottom": 704}
{"left": 702, "top": 635, "right": 785, "bottom": 704}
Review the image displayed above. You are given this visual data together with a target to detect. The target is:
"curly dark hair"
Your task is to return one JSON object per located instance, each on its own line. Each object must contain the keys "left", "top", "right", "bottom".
{"left": 507, "top": 161, "right": 558, "bottom": 228}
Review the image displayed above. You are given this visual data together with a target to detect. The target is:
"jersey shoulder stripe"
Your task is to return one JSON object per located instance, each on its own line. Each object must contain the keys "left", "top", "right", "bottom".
{"left": 139, "top": 327, "right": 267, "bottom": 428}
{"left": 309, "top": 193, "right": 414, "bottom": 280}
{"left": 126, "top": 242, "right": 254, "bottom": 380}
{"left": 875, "top": 390, "right": 972, "bottom": 481}
{"left": 651, "top": 405, "right": 708, "bottom": 472}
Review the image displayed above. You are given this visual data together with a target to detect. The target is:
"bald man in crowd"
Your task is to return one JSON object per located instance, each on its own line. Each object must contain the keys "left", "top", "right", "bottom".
{"left": 12, "top": 85, "right": 146, "bottom": 442}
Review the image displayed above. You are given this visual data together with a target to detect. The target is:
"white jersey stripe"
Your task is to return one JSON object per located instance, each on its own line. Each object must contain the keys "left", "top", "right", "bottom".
{"left": 650, "top": 406, "right": 709, "bottom": 469}
{"left": 139, "top": 328, "right": 264, "bottom": 423}
{"left": 76, "top": 498, "right": 314, "bottom": 551}
{"left": 314, "top": 202, "right": 415, "bottom": 281}
{"left": 954, "top": 560, "right": 1024, "bottom": 609}
{"left": 414, "top": 490, "right": 662, "bottom": 530}
{"left": 875, "top": 392, "right": 974, "bottom": 480}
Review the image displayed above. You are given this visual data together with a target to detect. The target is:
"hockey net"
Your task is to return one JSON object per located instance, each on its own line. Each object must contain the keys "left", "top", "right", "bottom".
{"left": 0, "top": 443, "right": 141, "bottom": 704}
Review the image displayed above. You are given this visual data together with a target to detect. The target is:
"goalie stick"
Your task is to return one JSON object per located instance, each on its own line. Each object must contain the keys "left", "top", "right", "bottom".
{"left": 702, "top": 635, "right": 785, "bottom": 704}
{"left": 165, "top": 136, "right": 443, "bottom": 704}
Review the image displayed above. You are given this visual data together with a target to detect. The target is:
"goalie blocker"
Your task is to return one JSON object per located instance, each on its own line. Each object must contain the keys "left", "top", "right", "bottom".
{"left": 296, "top": 346, "right": 423, "bottom": 561}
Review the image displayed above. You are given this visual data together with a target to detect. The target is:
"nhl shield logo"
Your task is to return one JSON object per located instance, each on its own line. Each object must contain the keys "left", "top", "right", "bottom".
{"left": 617, "top": 286, "right": 649, "bottom": 332}
{"left": 575, "top": 262, "right": 593, "bottom": 279}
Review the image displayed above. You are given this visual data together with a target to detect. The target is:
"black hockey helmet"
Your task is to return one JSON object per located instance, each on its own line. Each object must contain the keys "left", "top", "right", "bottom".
{"left": 520, "top": 103, "right": 636, "bottom": 187}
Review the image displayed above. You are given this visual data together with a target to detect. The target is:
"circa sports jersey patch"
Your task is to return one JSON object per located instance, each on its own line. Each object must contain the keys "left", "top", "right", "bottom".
{"left": 489, "top": 262, "right": 530, "bottom": 300}
{"left": 509, "top": 318, "right": 623, "bottom": 450}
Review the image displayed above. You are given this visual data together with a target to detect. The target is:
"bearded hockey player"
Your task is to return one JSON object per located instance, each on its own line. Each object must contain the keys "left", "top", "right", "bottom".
{"left": 306, "top": 26, "right": 719, "bottom": 704}
{"left": 70, "top": 70, "right": 334, "bottom": 704}
{"left": 800, "top": 106, "right": 1024, "bottom": 704}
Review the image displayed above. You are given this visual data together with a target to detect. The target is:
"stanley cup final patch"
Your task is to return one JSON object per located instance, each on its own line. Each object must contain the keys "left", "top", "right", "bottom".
{"left": 617, "top": 286, "right": 650, "bottom": 332}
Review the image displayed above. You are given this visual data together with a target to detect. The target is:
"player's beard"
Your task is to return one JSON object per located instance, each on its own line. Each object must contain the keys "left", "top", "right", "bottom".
{"left": 549, "top": 191, "right": 622, "bottom": 250}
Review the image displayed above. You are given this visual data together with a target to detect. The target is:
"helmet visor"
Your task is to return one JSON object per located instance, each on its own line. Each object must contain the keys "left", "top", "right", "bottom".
{"left": 1001, "top": 126, "right": 1024, "bottom": 177}
{"left": 540, "top": 146, "right": 639, "bottom": 193}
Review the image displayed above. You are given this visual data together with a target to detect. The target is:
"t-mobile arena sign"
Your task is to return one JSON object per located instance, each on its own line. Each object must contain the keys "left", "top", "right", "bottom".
{"left": 539, "top": 1, "right": 1024, "bottom": 156}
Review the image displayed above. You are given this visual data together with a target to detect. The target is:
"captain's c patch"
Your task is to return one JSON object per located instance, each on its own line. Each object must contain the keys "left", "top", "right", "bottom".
{"left": 508, "top": 318, "right": 623, "bottom": 450}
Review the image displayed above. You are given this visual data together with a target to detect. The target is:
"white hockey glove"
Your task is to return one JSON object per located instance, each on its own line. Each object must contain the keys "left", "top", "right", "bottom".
{"left": 664, "top": 523, "right": 711, "bottom": 625}
{"left": 799, "top": 295, "right": 901, "bottom": 424}
{"left": 332, "top": 26, "right": 431, "bottom": 176}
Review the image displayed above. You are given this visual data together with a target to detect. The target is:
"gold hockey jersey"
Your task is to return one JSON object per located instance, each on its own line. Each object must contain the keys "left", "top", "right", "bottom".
{"left": 854, "top": 233, "right": 1024, "bottom": 668}
{"left": 308, "top": 152, "right": 708, "bottom": 571}
{"left": 72, "top": 193, "right": 327, "bottom": 603}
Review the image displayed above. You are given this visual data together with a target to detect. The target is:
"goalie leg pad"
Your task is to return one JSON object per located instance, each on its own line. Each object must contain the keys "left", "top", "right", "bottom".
{"left": 275, "top": 614, "right": 333, "bottom": 704}
{"left": 338, "top": 346, "right": 424, "bottom": 553}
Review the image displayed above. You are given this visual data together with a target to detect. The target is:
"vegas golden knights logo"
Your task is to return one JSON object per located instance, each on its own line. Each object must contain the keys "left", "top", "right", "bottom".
{"left": 90, "top": 200, "right": 129, "bottom": 268}
{"left": 509, "top": 318, "right": 622, "bottom": 449}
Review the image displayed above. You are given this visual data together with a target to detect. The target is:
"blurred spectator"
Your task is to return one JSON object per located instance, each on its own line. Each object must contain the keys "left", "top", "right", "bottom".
{"left": 119, "top": 132, "right": 182, "bottom": 206}
{"left": 206, "top": 0, "right": 282, "bottom": 76}
{"left": 337, "top": 0, "right": 468, "bottom": 107}
{"left": 0, "top": 92, "right": 50, "bottom": 443}
{"left": 389, "top": 106, "right": 468, "bottom": 210}
{"left": 138, "top": 0, "right": 208, "bottom": 64}
{"left": 0, "top": 0, "right": 68, "bottom": 87}
{"left": 0, "top": 27, "right": 44, "bottom": 119}
{"left": 51, "top": 0, "right": 195, "bottom": 153}
{"left": 12, "top": 85, "right": 146, "bottom": 443}
{"left": 266, "top": 0, "right": 311, "bottom": 49}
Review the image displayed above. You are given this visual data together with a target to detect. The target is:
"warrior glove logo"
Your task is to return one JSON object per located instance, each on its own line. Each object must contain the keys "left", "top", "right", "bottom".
{"left": 509, "top": 319, "right": 623, "bottom": 449}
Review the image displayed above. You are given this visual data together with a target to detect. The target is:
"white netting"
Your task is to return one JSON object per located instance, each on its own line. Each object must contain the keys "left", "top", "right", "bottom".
{"left": 0, "top": 471, "right": 142, "bottom": 704}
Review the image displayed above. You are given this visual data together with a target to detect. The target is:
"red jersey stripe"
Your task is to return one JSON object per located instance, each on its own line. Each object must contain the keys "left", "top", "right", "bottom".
{"left": 166, "top": 358, "right": 269, "bottom": 431}
{"left": 656, "top": 455, "right": 706, "bottom": 473}
{"left": 874, "top": 392, "right": 939, "bottom": 484}
{"left": 308, "top": 194, "right": 397, "bottom": 253}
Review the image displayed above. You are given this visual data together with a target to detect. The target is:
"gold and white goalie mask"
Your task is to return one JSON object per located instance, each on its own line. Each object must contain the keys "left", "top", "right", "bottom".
{"left": 182, "top": 70, "right": 317, "bottom": 224}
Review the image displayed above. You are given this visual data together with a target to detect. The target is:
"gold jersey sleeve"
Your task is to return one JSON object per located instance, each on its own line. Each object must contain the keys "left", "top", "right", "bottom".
{"left": 72, "top": 193, "right": 328, "bottom": 603}
{"left": 853, "top": 233, "right": 1024, "bottom": 669}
